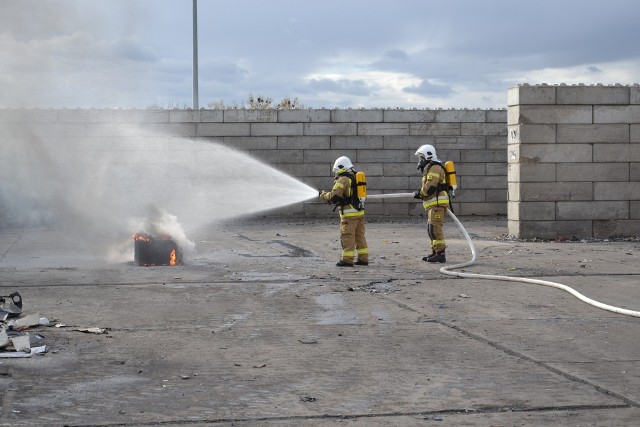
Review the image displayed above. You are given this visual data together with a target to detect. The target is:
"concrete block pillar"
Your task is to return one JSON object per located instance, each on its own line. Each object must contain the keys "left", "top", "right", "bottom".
{"left": 508, "top": 84, "right": 640, "bottom": 239}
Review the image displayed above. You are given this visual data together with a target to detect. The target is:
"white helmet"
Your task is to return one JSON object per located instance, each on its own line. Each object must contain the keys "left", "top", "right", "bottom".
{"left": 415, "top": 144, "right": 439, "bottom": 162}
{"left": 332, "top": 156, "right": 354, "bottom": 174}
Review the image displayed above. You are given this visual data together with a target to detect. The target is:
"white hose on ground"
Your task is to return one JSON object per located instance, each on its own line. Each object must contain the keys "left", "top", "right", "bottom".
{"left": 443, "top": 207, "right": 640, "bottom": 318}
{"left": 366, "top": 193, "right": 640, "bottom": 318}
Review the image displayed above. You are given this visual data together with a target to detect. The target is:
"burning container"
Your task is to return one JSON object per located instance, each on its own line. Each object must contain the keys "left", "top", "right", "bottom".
{"left": 132, "top": 232, "right": 182, "bottom": 266}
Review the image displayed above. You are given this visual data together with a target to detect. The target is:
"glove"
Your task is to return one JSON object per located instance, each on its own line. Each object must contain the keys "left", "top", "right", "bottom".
{"left": 318, "top": 189, "right": 323, "bottom": 197}
{"left": 413, "top": 190, "right": 421, "bottom": 199}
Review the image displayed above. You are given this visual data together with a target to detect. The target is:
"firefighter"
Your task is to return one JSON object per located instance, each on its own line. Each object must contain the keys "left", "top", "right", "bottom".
{"left": 413, "top": 144, "right": 449, "bottom": 263}
{"left": 319, "top": 156, "right": 369, "bottom": 267}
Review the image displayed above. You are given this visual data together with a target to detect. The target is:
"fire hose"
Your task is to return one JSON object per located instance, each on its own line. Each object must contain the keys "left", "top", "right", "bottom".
{"left": 366, "top": 193, "right": 640, "bottom": 318}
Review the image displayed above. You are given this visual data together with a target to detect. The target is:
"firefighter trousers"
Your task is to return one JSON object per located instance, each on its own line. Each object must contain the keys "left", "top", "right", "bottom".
{"left": 340, "top": 216, "right": 368, "bottom": 264}
{"left": 427, "top": 206, "right": 447, "bottom": 253}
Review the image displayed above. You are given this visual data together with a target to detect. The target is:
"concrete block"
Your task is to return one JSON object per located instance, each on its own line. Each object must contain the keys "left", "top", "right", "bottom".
{"left": 631, "top": 163, "right": 640, "bottom": 181}
{"left": 198, "top": 123, "right": 250, "bottom": 137}
{"left": 304, "top": 123, "right": 357, "bottom": 136}
{"left": 457, "top": 202, "right": 506, "bottom": 216}
{"left": 357, "top": 149, "right": 412, "bottom": 163}
{"left": 353, "top": 163, "right": 384, "bottom": 176}
{"left": 249, "top": 149, "right": 303, "bottom": 165}
{"left": 277, "top": 163, "right": 330, "bottom": 177}
{"left": 486, "top": 162, "right": 507, "bottom": 176}
{"left": 557, "top": 201, "right": 628, "bottom": 220}
{"left": 437, "top": 149, "right": 461, "bottom": 162}
{"left": 508, "top": 85, "right": 556, "bottom": 106}
{"left": 594, "top": 219, "right": 640, "bottom": 238}
{"left": 509, "top": 219, "right": 593, "bottom": 239}
{"left": 383, "top": 162, "right": 419, "bottom": 176}
{"left": 410, "top": 122, "right": 460, "bottom": 136}
{"left": 358, "top": 123, "right": 408, "bottom": 136}
{"left": 487, "top": 135, "right": 508, "bottom": 149}
{"left": 383, "top": 109, "right": 435, "bottom": 123}
{"left": 461, "top": 149, "right": 506, "bottom": 163}
{"left": 456, "top": 163, "right": 486, "bottom": 176}
{"left": 508, "top": 201, "right": 556, "bottom": 221}
{"left": 509, "top": 124, "right": 556, "bottom": 144}
{"left": 510, "top": 105, "right": 593, "bottom": 125}
{"left": 632, "top": 86, "right": 640, "bottom": 104}
{"left": 508, "top": 163, "right": 556, "bottom": 183}
{"left": 222, "top": 136, "right": 277, "bottom": 150}
{"left": 223, "top": 109, "right": 277, "bottom": 123}
{"left": 519, "top": 182, "right": 592, "bottom": 202}
{"left": 304, "top": 149, "right": 357, "bottom": 164}
{"left": 306, "top": 176, "right": 332, "bottom": 190}
{"left": 435, "top": 110, "right": 486, "bottom": 123}
{"left": 0, "top": 108, "right": 59, "bottom": 123}
{"left": 169, "top": 110, "right": 222, "bottom": 123}
{"left": 251, "top": 123, "right": 303, "bottom": 136}
{"left": 594, "top": 182, "right": 640, "bottom": 200}
{"left": 278, "top": 136, "right": 330, "bottom": 150}
{"left": 409, "top": 176, "right": 424, "bottom": 189}
{"left": 485, "top": 189, "right": 507, "bottom": 202}
{"left": 331, "top": 109, "right": 383, "bottom": 122}
{"left": 454, "top": 189, "right": 485, "bottom": 202}
{"left": 594, "top": 106, "right": 640, "bottom": 124}
{"left": 367, "top": 176, "right": 410, "bottom": 190}
{"left": 594, "top": 144, "right": 640, "bottom": 162}
{"left": 461, "top": 123, "right": 507, "bottom": 136}
{"left": 434, "top": 136, "right": 486, "bottom": 150}
{"left": 631, "top": 125, "right": 640, "bottom": 143}
{"left": 487, "top": 109, "right": 508, "bottom": 123}
{"left": 631, "top": 201, "right": 640, "bottom": 219}
{"left": 557, "top": 86, "right": 630, "bottom": 105}
{"left": 331, "top": 136, "right": 383, "bottom": 149}
{"left": 277, "top": 109, "right": 330, "bottom": 122}
{"left": 557, "top": 124, "right": 629, "bottom": 143}
{"left": 557, "top": 163, "right": 629, "bottom": 182}
{"left": 383, "top": 136, "right": 434, "bottom": 149}
{"left": 459, "top": 175, "right": 507, "bottom": 190}
{"left": 518, "top": 143, "right": 592, "bottom": 163}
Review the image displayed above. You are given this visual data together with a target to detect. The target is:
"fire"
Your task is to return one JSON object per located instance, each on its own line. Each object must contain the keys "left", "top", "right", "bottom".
{"left": 169, "top": 249, "right": 177, "bottom": 266}
{"left": 132, "top": 233, "right": 151, "bottom": 242}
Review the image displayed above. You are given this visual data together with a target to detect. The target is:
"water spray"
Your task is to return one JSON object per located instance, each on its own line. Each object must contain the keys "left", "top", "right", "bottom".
{"left": 367, "top": 193, "right": 640, "bottom": 318}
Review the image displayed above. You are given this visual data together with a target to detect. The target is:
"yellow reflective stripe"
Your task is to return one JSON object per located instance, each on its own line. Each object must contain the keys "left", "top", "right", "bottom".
{"left": 423, "top": 199, "right": 449, "bottom": 209}
{"left": 357, "top": 248, "right": 368, "bottom": 255}
{"left": 340, "top": 210, "right": 365, "bottom": 218}
{"left": 432, "top": 239, "right": 446, "bottom": 246}
{"left": 342, "top": 249, "right": 355, "bottom": 257}
{"left": 426, "top": 172, "right": 441, "bottom": 180}
{"left": 333, "top": 182, "right": 345, "bottom": 190}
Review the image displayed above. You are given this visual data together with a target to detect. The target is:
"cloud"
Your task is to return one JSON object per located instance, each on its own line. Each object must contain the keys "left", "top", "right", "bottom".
{"left": 403, "top": 79, "right": 455, "bottom": 97}
{"left": 307, "top": 78, "right": 371, "bottom": 96}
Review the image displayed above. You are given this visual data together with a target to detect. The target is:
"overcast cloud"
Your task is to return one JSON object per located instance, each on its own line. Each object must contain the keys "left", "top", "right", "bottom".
{"left": 1, "top": 0, "right": 639, "bottom": 109}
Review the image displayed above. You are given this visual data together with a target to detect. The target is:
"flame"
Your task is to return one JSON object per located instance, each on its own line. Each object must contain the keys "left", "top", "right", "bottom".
{"left": 169, "top": 249, "right": 177, "bottom": 266}
{"left": 132, "top": 233, "right": 151, "bottom": 242}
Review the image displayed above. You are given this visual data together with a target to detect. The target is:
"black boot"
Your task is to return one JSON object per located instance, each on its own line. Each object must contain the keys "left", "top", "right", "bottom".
{"left": 427, "top": 251, "right": 446, "bottom": 263}
{"left": 354, "top": 260, "right": 369, "bottom": 266}
{"left": 336, "top": 260, "right": 354, "bottom": 267}
{"left": 422, "top": 249, "right": 436, "bottom": 262}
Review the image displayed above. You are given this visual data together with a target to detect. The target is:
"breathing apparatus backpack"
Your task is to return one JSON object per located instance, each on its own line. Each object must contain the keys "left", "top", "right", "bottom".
{"left": 444, "top": 161, "right": 457, "bottom": 197}
{"left": 334, "top": 171, "right": 366, "bottom": 212}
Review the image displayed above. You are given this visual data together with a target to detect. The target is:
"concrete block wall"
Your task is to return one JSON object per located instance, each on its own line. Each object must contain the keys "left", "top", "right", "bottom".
{"left": 0, "top": 108, "right": 508, "bottom": 217}
{"left": 507, "top": 84, "right": 640, "bottom": 238}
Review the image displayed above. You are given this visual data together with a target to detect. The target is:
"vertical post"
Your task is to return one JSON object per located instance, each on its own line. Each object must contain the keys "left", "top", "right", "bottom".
{"left": 192, "top": 0, "right": 199, "bottom": 110}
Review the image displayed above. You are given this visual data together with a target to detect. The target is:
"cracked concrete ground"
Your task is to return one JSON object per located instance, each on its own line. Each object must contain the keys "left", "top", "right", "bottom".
{"left": 1, "top": 215, "right": 639, "bottom": 426}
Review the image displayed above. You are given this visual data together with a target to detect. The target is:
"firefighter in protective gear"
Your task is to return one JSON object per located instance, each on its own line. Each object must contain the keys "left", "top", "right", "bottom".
{"left": 414, "top": 144, "right": 449, "bottom": 263}
{"left": 319, "top": 156, "right": 369, "bottom": 267}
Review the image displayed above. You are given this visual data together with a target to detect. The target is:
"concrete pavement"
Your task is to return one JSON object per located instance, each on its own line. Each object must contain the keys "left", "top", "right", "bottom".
{"left": 1, "top": 215, "right": 639, "bottom": 426}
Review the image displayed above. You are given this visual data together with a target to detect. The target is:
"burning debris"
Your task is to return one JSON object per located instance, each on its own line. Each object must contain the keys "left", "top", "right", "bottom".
{"left": 132, "top": 232, "right": 183, "bottom": 266}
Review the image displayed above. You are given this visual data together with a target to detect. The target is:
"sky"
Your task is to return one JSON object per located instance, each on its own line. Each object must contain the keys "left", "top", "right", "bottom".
{"left": 1, "top": 0, "right": 639, "bottom": 110}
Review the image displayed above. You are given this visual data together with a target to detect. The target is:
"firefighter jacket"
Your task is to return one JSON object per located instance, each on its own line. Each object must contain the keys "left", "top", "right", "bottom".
{"left": 418, "top": 162, "right": 450, "bottom": 209}
{"left": 320, "top": 173, "right": 365, "bottom": 218}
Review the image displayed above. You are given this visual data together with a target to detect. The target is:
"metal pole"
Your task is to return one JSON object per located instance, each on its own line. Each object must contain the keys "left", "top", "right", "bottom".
{"left": 192, "top": 0, "right": 199, "bottom": 110}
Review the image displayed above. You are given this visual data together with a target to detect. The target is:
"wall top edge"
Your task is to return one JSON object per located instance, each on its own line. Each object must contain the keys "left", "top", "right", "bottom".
{"left": 0, "top": 107, "right": 509, "bottom": 112}
{"left": 512, "top": 83, "right": 640, "bottom": 88}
